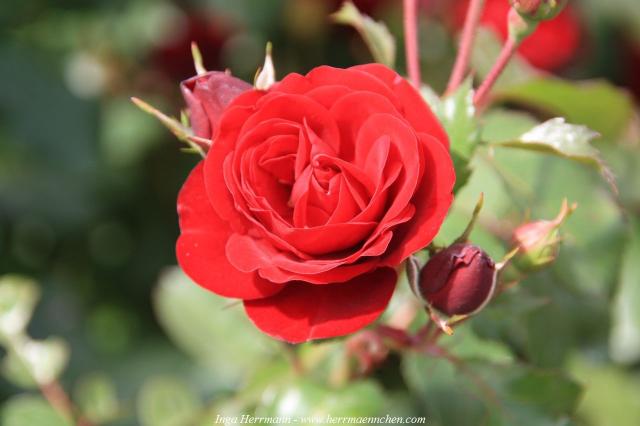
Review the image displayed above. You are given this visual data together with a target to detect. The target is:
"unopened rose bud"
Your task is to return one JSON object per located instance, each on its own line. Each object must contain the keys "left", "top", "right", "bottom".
{"left": 508, "top": 7, "right": 539, "bottom": 42}
{"left": 512, "top": 200, "right": 576, "bottom": 271}
{"left": 418, "top": 244, "right": 497, "bottom": 316}
{"left": 510, "top": 0, "right": 567, "bottom": 21}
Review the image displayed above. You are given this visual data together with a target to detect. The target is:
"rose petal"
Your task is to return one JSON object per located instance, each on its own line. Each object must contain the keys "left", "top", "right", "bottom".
{"left": 244, "top": 267, "right": 397, "bottom": 343}
{"left": 177, "top": 162, "right": 282, "bottom": 299}
{"left": 383, "top": 134, "right": 455, "bottom": 265}
{"left": 355, "top": 113, "right": 421, "bottom": 222}
{"left": 181, "top": 71, "right": 252, "bottom": 139}
{"left": 352, "top": 64, "right": 449, "bottom": 149}
{"left": 307, "top": 66, "right": 399, "bottom": 107}
{"left": 203, "top": 90, "right": 264, "bottom": 232}
{"left": 330, "top": 91, "right": 401, "bottom": 161}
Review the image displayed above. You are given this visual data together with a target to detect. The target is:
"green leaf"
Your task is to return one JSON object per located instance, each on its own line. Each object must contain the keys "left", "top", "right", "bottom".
{"left": 153, "top": 267, "right": 276, "bottom": 383}
{"left": 3, "top": 337, "right": 70, "bottom": 387}
{"left": 2, "top": 348, "right": 37, "bottom": 388}
{"left": 136, "top": 376, "right": 202, "bottom": 426}
{"left": 1, "top": 395, "right": 71, "bottom": 426}
{"left": 570, "top": 355, "right": 640, "bottom": 426}
{"left": 495, "top": 118, "right": 617, "bottom": 193}
{"left": 402, "top": 354, "right": 581, "bottom": 426}
{"left": 256, "top": 379, "right": 385, "bottom": 422}
{"left": 422, "top": 80, "right": 480, "bottom": 192}
{"left": 331, "top": 1, "right": 396, "bottom": 67}
{"left": 609, "top": 219, "right": 640, "bottom": 364}
{"left": 401, "top": 354, "right": 486, "bottom": 426}
{"left": 73, "top": 373, "right": 120, "bottom": 424}
{"left": 496, "top": 78, "right": 634, "bottom": 142}
{"left": 471, "top": 28, "right": 536, "bottom": 90}
{"left": 0, "top": 275, "right": 40, "bottom": 341}
{"left": 438, "top": 79, "right": 480, "bottom": 160}
{"left": 481, "top": 109, "right": 540, "bottom": 143}
{"left": 440, "top": 325, "right": 514, "bottom": 364}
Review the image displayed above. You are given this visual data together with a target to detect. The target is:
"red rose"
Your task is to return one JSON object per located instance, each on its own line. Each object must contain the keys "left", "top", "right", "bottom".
{"left": 177, "top": 64, "right": 455, "bottom": 343}
{"left": 453, "top": 0, "right": 581, "bottom": 71}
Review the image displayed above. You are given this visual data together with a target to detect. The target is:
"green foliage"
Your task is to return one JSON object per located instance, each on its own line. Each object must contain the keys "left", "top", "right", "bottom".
{"left": 137, "top": 375, "right": 203, "bottom": 426}
{"left": 73, "top": 373, "right": 120, "bottom": 424}
{"left": 0, "top": 275, "right": 39, "bottom": 341}
{"left": 2, "top": 337, "right": 69, "bottom": 388}
{"left": 570, "top": 355, "right": 640, "bottom": 426}
{"left": 0, "top": 275, "right": 69, "bottom": 388}
{"left": 1, "top": 395, "right": 71, "bottom": 426}
{"left": 496, "top": 78, "right": 634, "bottom": 142}
{"left": 332, "top": 1, "right": 396, "bottom": 67}
{"left": 153, "top": 267, "right": 277, "bottom": 384}
{"left": 2, "top": 1, "right": 640, "bottom": 424}
{"left": 422, "top": 80, "right": 480, "bottom": 192}
{"left": 494, "top": 118, "right": 617, "bottom": 192}
{"left": 256, "top": 379, "right": 385, "bottom": 422}
{"left": 403, "top": 351, "right": 581, "bottom": 426}
{"left": 609, "top": 219, "right": 640, "bottom": 364}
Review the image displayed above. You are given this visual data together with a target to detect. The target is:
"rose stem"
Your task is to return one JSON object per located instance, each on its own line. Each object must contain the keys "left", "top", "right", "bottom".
{"left": 41, "top": 380, "right": 94, "bottom": 426}
{"left": 446, "top": 0, "right": 485, "bottom": 95}
{"left": 473, "top": 36, "right": 519, "bottom": 107}
{"left": 403, "top": 0, "right": 421, "bottom": 88}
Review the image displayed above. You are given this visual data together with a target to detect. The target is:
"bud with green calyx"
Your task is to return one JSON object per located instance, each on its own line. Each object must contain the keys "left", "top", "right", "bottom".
{"left": 509, "top": 0, "right": 567, "bottom": 21}
{"left": 512, "top": 199, "right": 577, "bottom": 271}
{"left": 408, "top": 194, "right": 498, "bottom": 334}
{"left": 507, "top": 7, "right": 539, "bottom": 43}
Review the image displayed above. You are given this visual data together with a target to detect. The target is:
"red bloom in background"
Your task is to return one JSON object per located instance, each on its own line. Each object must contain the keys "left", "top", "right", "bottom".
{"left": 453, "top": 0, "right": 582, "bottom": 71}
{"left": 177, "top": 64, "right": 455, "bottom": 343}
{"left": 327, "top": 0, "right": 391, "bottom": 15}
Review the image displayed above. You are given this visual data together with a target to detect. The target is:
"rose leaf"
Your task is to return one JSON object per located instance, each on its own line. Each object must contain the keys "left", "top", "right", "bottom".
{"left": 494, "top": 118, "right": 618, "bottom": 194}
{"left": 331, "top": 1, "right": 396, "bottom": 68}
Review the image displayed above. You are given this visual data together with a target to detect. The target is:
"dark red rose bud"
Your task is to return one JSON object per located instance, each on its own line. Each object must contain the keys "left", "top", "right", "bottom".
{"left": 419, "top": 244, "right": 497, "bottom": 316}
{"left": 180, "top": 71, "right": 251, "bottom": 140}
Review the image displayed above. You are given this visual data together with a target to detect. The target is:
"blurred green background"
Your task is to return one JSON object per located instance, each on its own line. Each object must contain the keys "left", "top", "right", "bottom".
{"left": 1, "top": 0, "right": 640, "bottom": 425}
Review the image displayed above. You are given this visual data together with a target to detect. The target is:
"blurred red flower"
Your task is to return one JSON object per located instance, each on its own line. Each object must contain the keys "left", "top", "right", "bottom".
{"left": 453, "top": 0, "right": 582, "bottom": 71}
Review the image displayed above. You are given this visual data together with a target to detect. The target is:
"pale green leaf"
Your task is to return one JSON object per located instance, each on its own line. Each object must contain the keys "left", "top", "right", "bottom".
{"left": 440, "top": 325, "right": 514, "bottom": 364}
{"left": 402, "top": 354, "right": 581, "bottom": 426}
{"left": 3, "top": 337, "right": 70, "bottom": 387}
{"left": 331, "top": 1, "right": 395, "bottom": 67}
{"left": 609, "top": 219, "right": 640, "bottom": 364}
{"left": 73, "top": 373, "right": 120, "bottom": 423}
{"left": 570, "top": 355, "right": 640, "bottom": 426}
{"left": 0, "top": 275, "right": 40, "bottom": 340}
{"left": 439, "top": 79, "right": 480, "bottom": 160}
{"left": 495, "top": 118, "right": 617, "bottom": 193}
{"left": 2, "top": 349, "right": 37, "bottom": 388}
{"left": 1, "top": 395, "right": 71, "bottom": 426}
{"left": 481, "top": 109, "right": 540, "bottom": 143}
{"left": 136, "top": 376, "right": 201, "bottom": 426}
{"left": 257, "top": 379, "right": 385, "bottom": 421}
{"left": 422, "top": 80, "right": 480, "bottom": 192}
{"left": 153, "top": 267, "right": 276, "bottom": 383}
